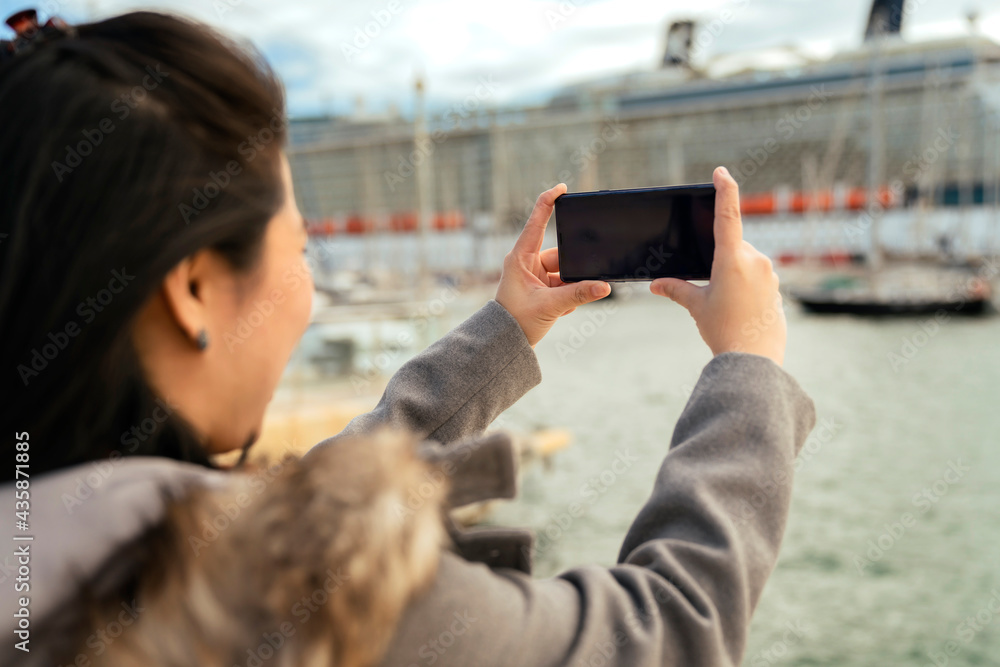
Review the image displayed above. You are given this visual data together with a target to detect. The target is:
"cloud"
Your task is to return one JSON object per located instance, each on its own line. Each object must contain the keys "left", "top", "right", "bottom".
{"left": 7, "top": 0, "right": 999, "bottom": 116}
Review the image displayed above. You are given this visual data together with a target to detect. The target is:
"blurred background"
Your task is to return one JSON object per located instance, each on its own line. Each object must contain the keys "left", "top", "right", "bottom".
{"left": 7, "top": 0, "right": 1000, "bottom": 664}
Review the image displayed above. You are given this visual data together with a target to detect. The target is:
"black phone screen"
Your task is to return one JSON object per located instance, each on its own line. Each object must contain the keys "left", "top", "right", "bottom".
{"left": 555, "top": 184, "right": 716, "bottom": 282}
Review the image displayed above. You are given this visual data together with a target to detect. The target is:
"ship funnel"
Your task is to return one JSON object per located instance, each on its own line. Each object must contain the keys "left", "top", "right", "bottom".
{"left": 662, "top": 20, "right": 694, "bottom": 67}
{"left": 864, "top": 0, "right": 905, "bottom": 41}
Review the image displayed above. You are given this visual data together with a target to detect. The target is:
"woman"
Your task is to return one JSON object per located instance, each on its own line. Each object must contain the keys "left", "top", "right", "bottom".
{"left": 0, "top": 12, "right": 815, "bottom": 667}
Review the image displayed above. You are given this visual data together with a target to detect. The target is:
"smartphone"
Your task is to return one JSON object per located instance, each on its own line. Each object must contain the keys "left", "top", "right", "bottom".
{"left": 555, "top": 183, "right": 716, "bottom": 282}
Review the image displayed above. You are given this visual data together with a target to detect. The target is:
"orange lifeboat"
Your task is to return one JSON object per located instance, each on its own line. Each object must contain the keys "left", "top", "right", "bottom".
{"left": 306, "top": 217, "right": 337, "bottom": 237}
{"left": 433, "top": 211, "right": 464, "bottom": 231}
{"left": 741, "top": 186, "right": 900, "bottom": 216}
{"left": 389, "top": 212, "right": 418, "bottom": 232}
{"left": 345, "top": 214, "right": 374, "bottom": 235}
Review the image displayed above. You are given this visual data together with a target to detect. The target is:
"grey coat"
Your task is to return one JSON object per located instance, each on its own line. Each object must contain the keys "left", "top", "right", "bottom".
{"left": 0, "top": 299, "right": 815, "bottom": 667}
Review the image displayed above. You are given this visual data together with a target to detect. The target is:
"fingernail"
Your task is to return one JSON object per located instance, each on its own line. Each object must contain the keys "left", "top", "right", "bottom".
{"left": 719, "top": 166, "right": 730, "bottom": 177}
{"left": 592, "top": 283, "right": 608, "bottom": 297}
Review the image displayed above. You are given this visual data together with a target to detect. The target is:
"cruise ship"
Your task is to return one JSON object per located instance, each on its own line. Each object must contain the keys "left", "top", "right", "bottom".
{"left": 287, "top": 0, "right": 1000, "bottom": 311}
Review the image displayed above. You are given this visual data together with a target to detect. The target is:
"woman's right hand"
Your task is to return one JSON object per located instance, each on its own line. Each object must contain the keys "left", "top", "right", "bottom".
{"left": 650, "top": 166, "right": 786, "bottom": 366}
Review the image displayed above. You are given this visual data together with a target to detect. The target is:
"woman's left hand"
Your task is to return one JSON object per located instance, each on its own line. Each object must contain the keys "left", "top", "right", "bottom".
{"left": 495, "top": 183, "right": 611, "bottom": 347}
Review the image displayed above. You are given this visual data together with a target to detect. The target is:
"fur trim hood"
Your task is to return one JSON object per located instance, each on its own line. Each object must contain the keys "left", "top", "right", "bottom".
{"left": 6, "top": 430, "right": 450, "bottom": 667}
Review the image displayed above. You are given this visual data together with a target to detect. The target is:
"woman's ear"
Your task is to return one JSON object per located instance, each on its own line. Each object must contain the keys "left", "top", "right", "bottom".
{"left": 160, "top": 251, "right": 217, "bottom": 346}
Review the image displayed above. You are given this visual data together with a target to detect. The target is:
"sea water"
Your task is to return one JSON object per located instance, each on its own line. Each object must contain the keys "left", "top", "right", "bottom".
{"left": 487, "top": 289, "right": 1000, "bottom": 666}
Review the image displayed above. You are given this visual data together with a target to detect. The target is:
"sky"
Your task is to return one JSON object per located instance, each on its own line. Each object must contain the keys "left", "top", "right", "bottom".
{"left": 3, "top": 0, "right": 999, "bottom": 117}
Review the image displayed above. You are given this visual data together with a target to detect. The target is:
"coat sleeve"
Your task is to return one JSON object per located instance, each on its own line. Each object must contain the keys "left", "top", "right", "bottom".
{"left": 309, "top": 299, "right": 542, "bottom": 451}
{"left": 378, "top": 352, "right": 817, "bottom": 667}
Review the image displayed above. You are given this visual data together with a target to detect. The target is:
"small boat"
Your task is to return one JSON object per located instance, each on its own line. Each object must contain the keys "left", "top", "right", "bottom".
{"left": 791, "top": 263, "right": 993, "bottom": 316}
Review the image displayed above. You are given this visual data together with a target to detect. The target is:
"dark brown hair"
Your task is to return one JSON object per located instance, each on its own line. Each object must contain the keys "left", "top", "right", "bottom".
{"left": 0, "top": 11, "right": 288, "bottom": 479}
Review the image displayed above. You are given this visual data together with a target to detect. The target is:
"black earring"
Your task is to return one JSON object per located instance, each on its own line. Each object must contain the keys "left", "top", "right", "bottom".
{"left": 196, "top": 329, "right": 209, "bottom": 351}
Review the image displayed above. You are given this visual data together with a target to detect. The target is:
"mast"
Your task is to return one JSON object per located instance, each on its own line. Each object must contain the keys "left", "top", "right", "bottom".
{"left": 992, "top": 105, "right": 1000, "bottom": 256}
{"left": 866, "top": 36, "right": 886, "bottom": 270}
{"left": 862, "top": 0, "right": 907, "bottom": 269}
{"left": 414, "top": 76, "right": 432, "bottom": 296}
{"left": 488, "top": 110, "right": 510, "bottom": 280}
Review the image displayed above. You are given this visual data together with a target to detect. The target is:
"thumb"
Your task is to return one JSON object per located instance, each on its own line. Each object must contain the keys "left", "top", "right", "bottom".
{"left": 549, "top": 280, "right": 611, "bottom": 311}
{"left": 650, "top": 278, "right": 700, "bottom": 310}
